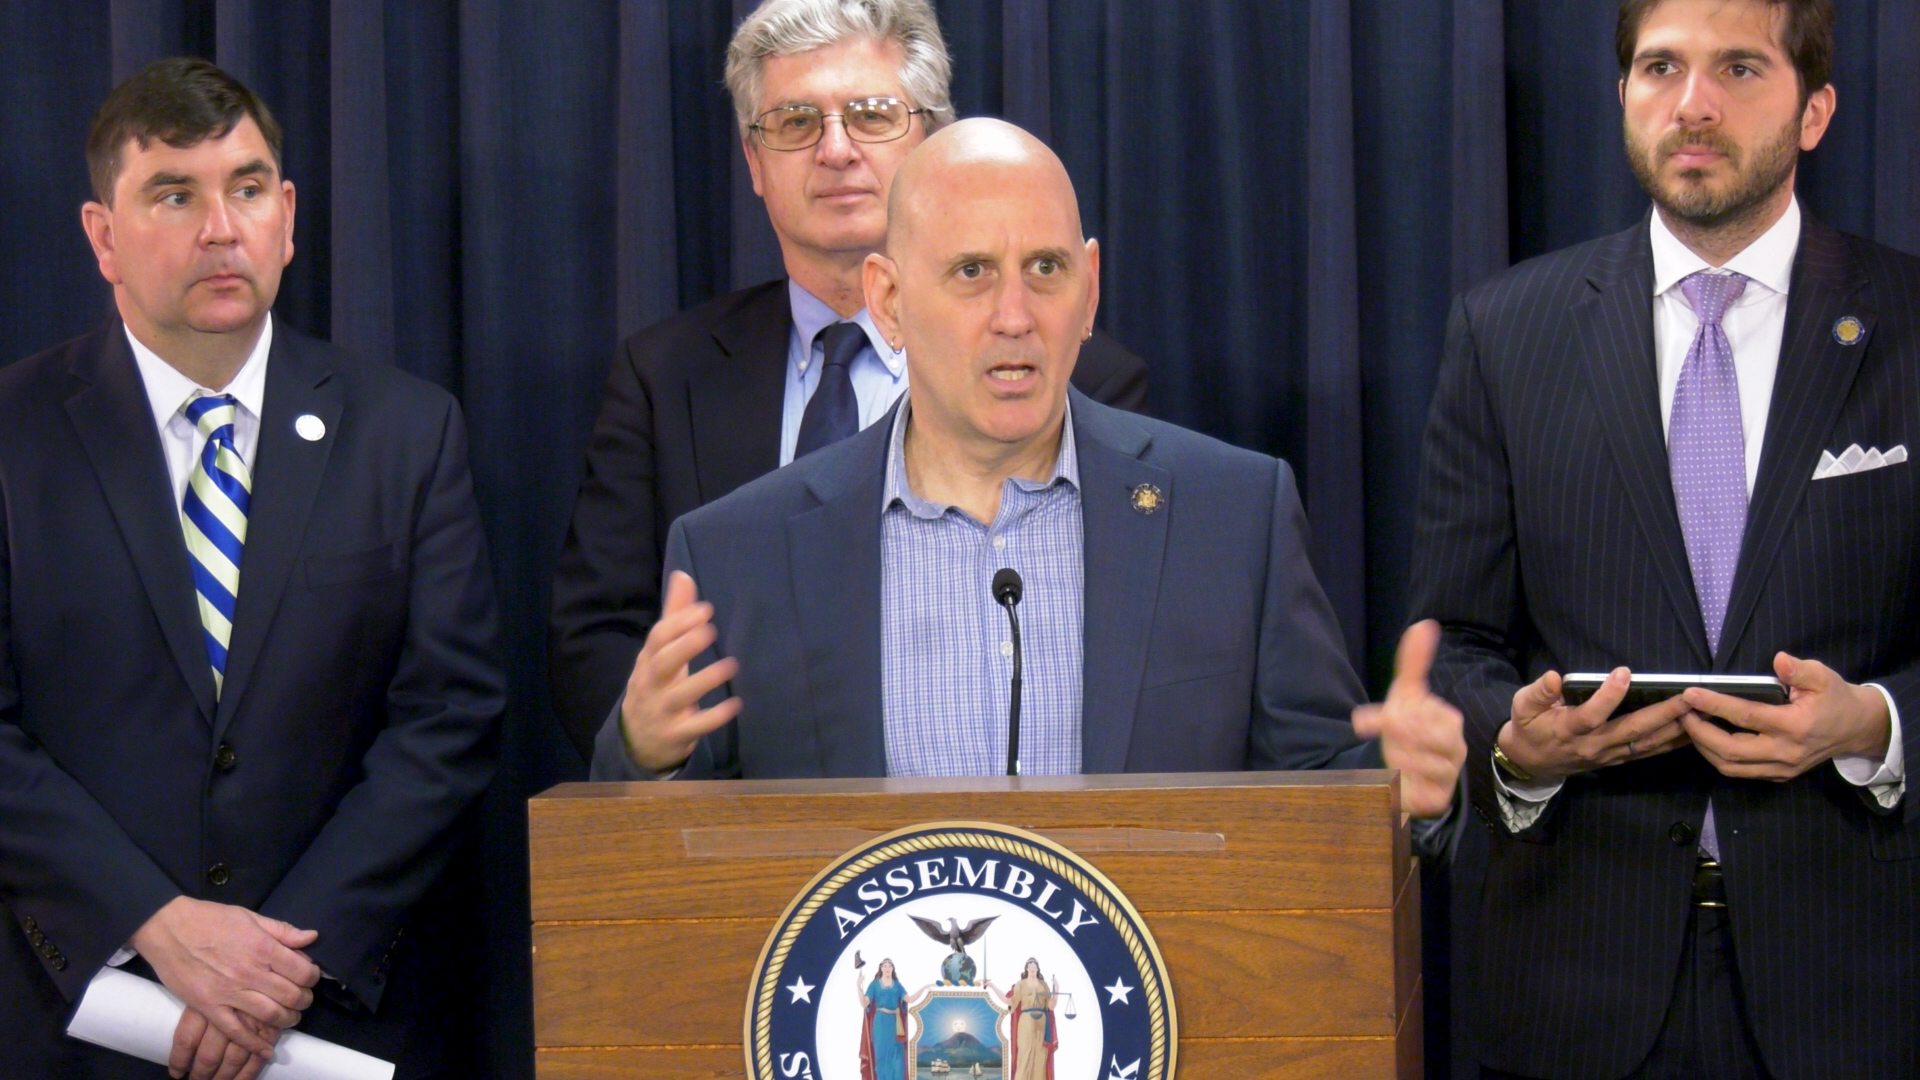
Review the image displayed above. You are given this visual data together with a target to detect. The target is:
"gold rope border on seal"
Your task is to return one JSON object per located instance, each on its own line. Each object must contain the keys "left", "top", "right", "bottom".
{"left": 743, "top": 820, "right": 1177, "bottom": 1080}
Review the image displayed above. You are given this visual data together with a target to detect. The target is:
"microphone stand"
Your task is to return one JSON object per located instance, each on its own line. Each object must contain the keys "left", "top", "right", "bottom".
{"left": 992, "top": 568, "right": 1024, "bottom": 776}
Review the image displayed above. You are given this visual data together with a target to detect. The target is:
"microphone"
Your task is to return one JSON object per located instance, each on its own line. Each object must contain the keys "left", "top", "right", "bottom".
{"left": 991, "top": 568, "right": 1024, "bottom": 776}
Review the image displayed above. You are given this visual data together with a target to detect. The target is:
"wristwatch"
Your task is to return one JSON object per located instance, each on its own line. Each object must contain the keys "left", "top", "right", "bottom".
{"left": 1492, "top": 743, "right": 1535, "bottom": 784}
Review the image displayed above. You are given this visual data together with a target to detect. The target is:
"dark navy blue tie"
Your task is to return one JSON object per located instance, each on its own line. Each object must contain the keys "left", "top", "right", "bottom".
{"left": 794, "top": 322, "right": 868, "bottom": 458}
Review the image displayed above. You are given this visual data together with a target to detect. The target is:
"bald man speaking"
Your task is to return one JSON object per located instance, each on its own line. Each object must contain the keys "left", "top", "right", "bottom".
{"left": 591, "top": 119, "right": 1465, "bottom": 830}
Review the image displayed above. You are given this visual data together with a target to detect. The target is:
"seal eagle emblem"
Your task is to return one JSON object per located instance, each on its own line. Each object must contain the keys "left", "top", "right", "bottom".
{"left": 908, "top": 915, "right": 998, "bottom": 986}
{"left": 744, "top": 821, "right": 1177, "bottom": 1080}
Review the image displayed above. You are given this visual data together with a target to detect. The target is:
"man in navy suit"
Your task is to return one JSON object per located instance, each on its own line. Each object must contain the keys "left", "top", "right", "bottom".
{"left": 547, "top": 0, "right": 1148, "bottom": 763}
{"left": 1409, "top": 0, "right": 1920, "bottom": 1075}
{"left": 0, "top": 60, "right": 503, "bottom": 1080}
{"left": 590, "top": 118, "right": 1466, "bottom": 830}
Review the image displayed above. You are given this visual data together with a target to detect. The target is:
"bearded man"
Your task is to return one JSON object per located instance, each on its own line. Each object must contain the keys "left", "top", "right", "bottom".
{"left": 1407, "top": 1, "right": 1920, "bottom": 1077}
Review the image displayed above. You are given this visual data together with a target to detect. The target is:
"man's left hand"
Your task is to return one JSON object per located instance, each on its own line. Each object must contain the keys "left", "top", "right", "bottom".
{"left": 1353, "top": 620, "right": 1467, "bottom": 817}
{"left": 1682, "top": 652, "right": 1892, "bottom": 781}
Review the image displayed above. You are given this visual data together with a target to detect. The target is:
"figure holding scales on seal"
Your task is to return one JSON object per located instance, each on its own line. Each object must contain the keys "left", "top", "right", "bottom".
{"left": 984, "top": 958, "right": 1059, "bottom": 1080}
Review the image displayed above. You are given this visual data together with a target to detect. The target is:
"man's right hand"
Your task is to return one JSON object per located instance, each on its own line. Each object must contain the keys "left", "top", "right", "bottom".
{"left": 168, "top": 1007, "right": 273, "bottom": 1080}
{"left": 1498, "top": 668, "right": 1694, "bottom": 781}
{"left": 129, "top": 896, "right": 319, "bottom": 1058}
{"left": 619, "top": 571, "right": 742, "bottom": 772}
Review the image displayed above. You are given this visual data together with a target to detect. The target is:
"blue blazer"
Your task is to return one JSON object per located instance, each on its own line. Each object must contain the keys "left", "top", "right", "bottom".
{"left": 0, "top": 323, "right": 504, "bottom": 1077}
{"left": 593, "top": 388, "right": 1381, "bottom": 781}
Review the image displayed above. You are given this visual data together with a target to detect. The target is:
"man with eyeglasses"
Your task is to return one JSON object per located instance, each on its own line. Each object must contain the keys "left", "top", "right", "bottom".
{"left": 548, "top": 0, "right": 1148, "bottom": 762}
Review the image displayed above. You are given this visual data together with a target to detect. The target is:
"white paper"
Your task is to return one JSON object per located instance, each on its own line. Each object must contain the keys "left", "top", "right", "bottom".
{"left": 67, "top": 968, "right": 395, "bottom": 1080}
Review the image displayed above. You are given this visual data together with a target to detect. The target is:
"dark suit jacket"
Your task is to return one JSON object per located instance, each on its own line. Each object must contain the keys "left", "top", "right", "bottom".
{"left": 549, "top": 279, "right": 1150, "bottom": 761}
{"left": 0, "top": 323, "right": 504, "bottom": 1078}
{"left": 589, "top": 387, "right": 1381, "bottom": 783}
{"left": 1408, "top": 216, "right": 1920, "bottom": 1079}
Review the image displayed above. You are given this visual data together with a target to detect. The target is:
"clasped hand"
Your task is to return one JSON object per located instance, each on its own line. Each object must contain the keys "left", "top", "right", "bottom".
{"left": 1500, "top": 652, "right": 1890, "bottom": 783}
{"left": 129, "top": 895, "right": 321, "bottom": 1080}
{"left": 1352, "top": 620, "right": 1468, "bottom": 817}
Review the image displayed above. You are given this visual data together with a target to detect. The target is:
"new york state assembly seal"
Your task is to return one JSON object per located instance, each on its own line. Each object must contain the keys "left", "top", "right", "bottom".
{"left": 744, "top": 822, "right": 1176, "bottom": 1080}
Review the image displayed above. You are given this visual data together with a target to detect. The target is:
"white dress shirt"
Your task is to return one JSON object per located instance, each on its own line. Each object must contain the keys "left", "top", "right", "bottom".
{"left": 103, "top": 316, "right": 272, "bottom": 971}
{"left": 125, "top": 316, "right": 272, "bottom": 504}
{"left": 1496, "top": 201, "right": 1905, "bottom": 828}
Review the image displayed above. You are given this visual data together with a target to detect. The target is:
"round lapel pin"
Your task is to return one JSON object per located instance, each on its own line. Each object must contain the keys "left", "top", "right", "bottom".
{"left": 294, "top": 414, "right": 327, "bottom": 442}
{"left": 1833, "top": 316, "right": 1865, "bottom": 346}
{"left": 1129, "top": 483, "right": 1164, "bottom": 515}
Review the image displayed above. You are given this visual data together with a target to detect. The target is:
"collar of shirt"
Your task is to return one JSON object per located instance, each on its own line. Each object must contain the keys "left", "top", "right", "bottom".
{"left": 1650, "top": 195, "right": 1800, "bottom": 301}
{"left": 882, "top": 394, "right": 1080, "bottom": 520}
{"left": 786, "top": 279, "right": 905, "bottom": 377}
{"left": 124, "top": 313, "right": 273, "bottom": 430}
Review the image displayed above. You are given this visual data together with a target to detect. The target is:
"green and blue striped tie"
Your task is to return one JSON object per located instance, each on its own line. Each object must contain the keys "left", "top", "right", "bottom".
{"left": 180, "top": 393, "right": 251, "bottom": 698}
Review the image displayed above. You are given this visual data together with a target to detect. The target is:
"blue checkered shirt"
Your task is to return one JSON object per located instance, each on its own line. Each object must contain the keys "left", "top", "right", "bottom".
{"left": 880, "top": 399, "right": 1084, "bottom": 777}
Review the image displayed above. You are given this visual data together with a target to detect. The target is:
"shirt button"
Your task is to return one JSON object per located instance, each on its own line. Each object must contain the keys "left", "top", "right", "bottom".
{"left": 1669, "top": 822, "right": 1695, "bottom": 847}
{"left": 206, "top": 863, "right": 231, "bottom": 887}
{"left": 1000, "top": 641, "right": 1013, "bottom": 659}
{"left": 992, "top": 536, "right": 1006, "bottom": 550}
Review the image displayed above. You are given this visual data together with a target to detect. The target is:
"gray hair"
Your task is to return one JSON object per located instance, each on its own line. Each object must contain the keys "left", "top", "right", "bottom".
{"left": 725, "top": 0, "right": 956, "bottom": 135}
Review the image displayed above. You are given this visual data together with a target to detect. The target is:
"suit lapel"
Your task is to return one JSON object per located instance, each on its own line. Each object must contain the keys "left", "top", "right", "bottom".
{"left": 1072, "top": 392, "right": 1171, "bottom": 774}
{"left": 1570, "top": 224, "right": 1714, "bottom": 668}
{"left": 786, "top": 416, "right": 892, "bottom": 777}
{"left": 1717, "top": 221, "right": 1872, "bottom": 665}
{"left": 690, "top": 283, "right": 790, "bottom": 503}
{"left": 63, "top": 327, "right": 219, "bottom": 723}
{"left": 213, "top": 332, "right": 342, "bottom": 734}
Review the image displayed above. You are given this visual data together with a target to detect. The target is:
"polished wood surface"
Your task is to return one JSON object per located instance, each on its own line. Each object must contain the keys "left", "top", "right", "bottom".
{"left": 529, "top": 771, "right": 1419, "bottom": 1078}
{"left": 535, "top": 1038, "right": 1400, "bottom": 1080}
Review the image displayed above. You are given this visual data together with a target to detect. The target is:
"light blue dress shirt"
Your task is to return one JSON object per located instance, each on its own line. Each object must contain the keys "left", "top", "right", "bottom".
{"left": 779, "top": 281, "right": 909, "bottom": 466}
{"left": 879, "top": 397, "right": 1084, "bottom": 777}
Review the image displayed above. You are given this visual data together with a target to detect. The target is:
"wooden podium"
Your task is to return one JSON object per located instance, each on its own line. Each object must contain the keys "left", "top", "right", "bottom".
{"left": 528, "top": 771, "right": 1421, "bottom": 1079}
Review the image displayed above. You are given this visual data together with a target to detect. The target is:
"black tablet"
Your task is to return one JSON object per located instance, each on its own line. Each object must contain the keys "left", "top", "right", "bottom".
{"left": 1560, "top": 673, "right": 1788, "bottom": 714}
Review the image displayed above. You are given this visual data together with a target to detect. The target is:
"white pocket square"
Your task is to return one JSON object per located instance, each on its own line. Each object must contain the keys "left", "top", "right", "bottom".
{"left": 1813, "top": 443, "right": 1907, "bottom": 480}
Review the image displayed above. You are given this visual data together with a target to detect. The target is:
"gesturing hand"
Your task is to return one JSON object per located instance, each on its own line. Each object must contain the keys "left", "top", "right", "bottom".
{"left": 168, "top": 1008, "right": 274, "bottom": 1080}
{"left": 1681, "top": 652, "right": 1891, "bottom": 781}
{"left": 130, "top": 896, "right": 319, "bottom": 1058}
{"left": 1352, "top": 620, "right": 1467, "bottom": 817}
{"left": 619, "top": 571, "right": 743, "bottom": 772}
{"left": 1498, "top": 667, "right": 1693, "bottom": 781}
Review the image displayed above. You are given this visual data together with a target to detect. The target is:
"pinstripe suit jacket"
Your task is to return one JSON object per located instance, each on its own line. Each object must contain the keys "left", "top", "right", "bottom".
{"left": 1409, "top": 216, "right": 1920, "bottom": 1079}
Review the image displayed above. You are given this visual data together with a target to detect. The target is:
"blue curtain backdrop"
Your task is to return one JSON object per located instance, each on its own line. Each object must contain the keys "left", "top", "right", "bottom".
{"left": 3, "top": 1, "right": 1916, "bottom": 1076}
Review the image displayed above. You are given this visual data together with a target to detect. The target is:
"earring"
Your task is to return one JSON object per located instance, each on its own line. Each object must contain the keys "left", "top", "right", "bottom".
{"left": 1082, "top": 327, "right": 1092, "bottom": 342}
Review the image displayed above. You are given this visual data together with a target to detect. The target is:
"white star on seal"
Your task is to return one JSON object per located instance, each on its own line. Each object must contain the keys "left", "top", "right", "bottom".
{"left": 786, "top": 977, "right": 815, "bottom": 1004}
{"left": 1104, "top": 977, "right": 1134, "bottom": 1005}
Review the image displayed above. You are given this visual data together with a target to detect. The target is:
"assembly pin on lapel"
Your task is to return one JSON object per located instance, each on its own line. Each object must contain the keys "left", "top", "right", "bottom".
{"left": 1833, "top": 316, "right": 1865, "bottom": 346}
{"left": 1130, "top": 483, "right": 1164, "bottom": 515}
{"left": 295, "top": 414, "right": 327, "bottom": 442}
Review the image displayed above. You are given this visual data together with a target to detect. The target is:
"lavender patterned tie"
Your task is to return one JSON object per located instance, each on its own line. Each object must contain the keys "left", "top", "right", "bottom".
{"left": 1669, "top": 270, "right": 1748, "bottom": 861}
